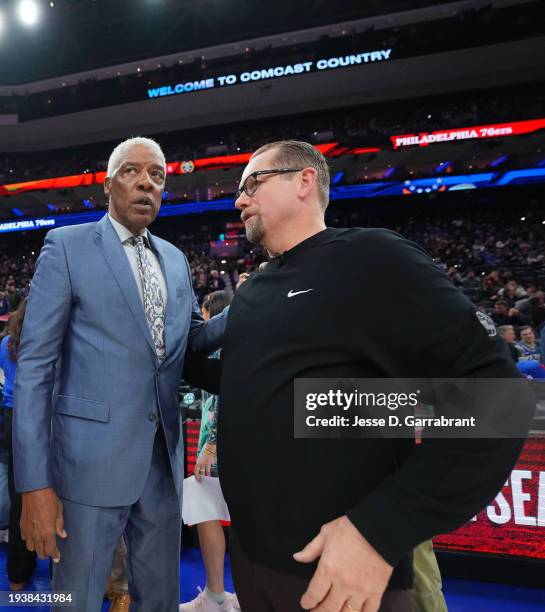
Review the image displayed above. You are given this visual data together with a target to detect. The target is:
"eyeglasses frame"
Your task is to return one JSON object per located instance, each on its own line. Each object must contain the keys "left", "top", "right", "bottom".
{"left": 236, "top": 167, "right": 304, "bottom": 199}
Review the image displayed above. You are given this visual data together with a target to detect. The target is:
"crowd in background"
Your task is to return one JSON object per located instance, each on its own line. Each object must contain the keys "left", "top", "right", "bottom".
{"left": 1, "top": 82, "right": 544, "bottom": 184}
{"left": 0, "top": 254, "right": 33, "bottom": 316}
{"left": 173, "top": 232, "right": 229, "bottom": 302}
{"left": 1, "top": 200, "right": 544, "bottom": 367}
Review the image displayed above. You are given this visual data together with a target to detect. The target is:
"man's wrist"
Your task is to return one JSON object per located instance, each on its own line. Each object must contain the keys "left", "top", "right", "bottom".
{"left": 22, "top": 486, "right": 55, "bottom": 497}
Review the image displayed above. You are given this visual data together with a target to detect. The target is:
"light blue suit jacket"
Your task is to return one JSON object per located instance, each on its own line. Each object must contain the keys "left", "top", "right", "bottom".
{"left": 13, "top": 214, "right": 227, "bottom": 507}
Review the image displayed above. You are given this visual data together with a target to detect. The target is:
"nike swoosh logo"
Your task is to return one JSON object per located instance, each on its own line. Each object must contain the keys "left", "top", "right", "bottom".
{"left": 287, "top": 289, "right": 314, "bottom": 298}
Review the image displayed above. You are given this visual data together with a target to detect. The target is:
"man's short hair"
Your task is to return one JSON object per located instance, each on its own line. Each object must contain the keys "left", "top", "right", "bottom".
{"left": 518, "top": 325, "right": 533, "bottom": 334}
{"left": 251, "top": 140, "right": 330, "bottom": 211}
{"left": 497, "top": 325, "right": 514, "bottom": 337}
{"left": 107, "top": 136, "right": 166, "bottom": 178}
{"left": 495, "top": 300, "right": 509, "bottom": 308}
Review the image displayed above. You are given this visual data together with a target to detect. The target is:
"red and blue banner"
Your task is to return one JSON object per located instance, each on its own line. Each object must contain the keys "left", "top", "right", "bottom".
{"left": 434, "top": 434, "right": 545, "bottom": 561}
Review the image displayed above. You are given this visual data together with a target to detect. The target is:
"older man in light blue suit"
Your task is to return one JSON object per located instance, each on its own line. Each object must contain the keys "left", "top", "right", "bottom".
{"left": 13, "top": 137, "right": 228, "bottom": 611}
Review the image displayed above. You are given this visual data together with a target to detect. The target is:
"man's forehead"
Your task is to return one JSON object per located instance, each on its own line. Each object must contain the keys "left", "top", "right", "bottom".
{"left": 240, "top": 150, "right": 276, "bottom": 183}
{"left": 119, "top": 144, "right": 163, "bottom": 165}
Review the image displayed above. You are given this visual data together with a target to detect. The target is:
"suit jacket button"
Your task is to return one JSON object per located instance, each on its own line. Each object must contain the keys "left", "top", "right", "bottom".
{"left": 148, "top": 412, "right": 157, "bottom": 422}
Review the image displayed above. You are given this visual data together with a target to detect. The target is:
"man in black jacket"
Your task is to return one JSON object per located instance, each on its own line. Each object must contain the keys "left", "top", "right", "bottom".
{"left": 217, "top": 140, "right": 534, "bottom": 612}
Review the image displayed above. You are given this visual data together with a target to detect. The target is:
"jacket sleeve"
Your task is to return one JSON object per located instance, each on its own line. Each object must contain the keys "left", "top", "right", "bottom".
{"left": 13, "top": 230, "right": 73, "bottom": 492}
{"left": 182, "top": 255, "right": 229, "bottom": 354}
{"left": 346, "top": 229, "right": 535, "bottom": 566}
{"left": 182, "top": 352, "right": 222, "bottom": 395}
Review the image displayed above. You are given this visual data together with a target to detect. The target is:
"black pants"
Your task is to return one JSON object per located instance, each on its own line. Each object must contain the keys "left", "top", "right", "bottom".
{"left": 230, "top": 529, "right": 413, "bottom": 612}
{"left": 4, "top": 410, "right": 37, "bottom": 584}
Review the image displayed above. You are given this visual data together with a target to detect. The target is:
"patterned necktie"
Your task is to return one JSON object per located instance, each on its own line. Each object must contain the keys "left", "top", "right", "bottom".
{"left": 133, "top": 236, "right": 166, "bottom": 361}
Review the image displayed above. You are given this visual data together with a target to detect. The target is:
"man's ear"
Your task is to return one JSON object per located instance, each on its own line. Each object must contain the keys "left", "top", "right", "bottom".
{"left": 299, "top": 167, "right": 318, "bottom": 199}
{"left": 104, "top": 176, "right": 111, "bottom": 198}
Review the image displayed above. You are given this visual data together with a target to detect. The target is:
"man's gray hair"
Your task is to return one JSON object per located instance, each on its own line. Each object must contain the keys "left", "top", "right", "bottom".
{"left": 107, "top": 136, "right": 166, "bottom": 178}
{"left": 497, "top": 325, "right": 514, "bottom": 337}
{"left": 251, "top": 140, "right": 330, "bottom": 211}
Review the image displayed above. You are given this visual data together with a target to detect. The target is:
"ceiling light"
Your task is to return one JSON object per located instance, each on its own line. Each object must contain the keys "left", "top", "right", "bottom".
{"left": 18, "top": 1, "right": 40, "bottom": 26}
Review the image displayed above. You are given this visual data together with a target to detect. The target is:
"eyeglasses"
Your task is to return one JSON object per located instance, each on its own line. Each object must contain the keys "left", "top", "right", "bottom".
{"left": 236, "top": 168, "right": 304, "bottom": 199}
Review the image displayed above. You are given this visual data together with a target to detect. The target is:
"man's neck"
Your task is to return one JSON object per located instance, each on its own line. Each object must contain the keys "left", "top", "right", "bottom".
{"left": 108, "top": 212, "right": 145, "bottom": 237}
{"left": 263, "top": 219, "right": 326, "bottom": 255}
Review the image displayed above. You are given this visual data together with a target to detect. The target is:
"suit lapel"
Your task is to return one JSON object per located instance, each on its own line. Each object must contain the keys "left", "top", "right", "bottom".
{"left": 149, "top": 234, "right": 177, "bottom": 363}
{"left": 94, "top": 215, "right": 156, "bottom": 356}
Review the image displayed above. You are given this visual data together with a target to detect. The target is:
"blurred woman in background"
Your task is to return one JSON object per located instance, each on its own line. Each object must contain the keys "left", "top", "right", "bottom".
{"left": 0, "top": 298, "right": 37, "bottom": 590}
{"left": 180, "top": 290, "right": 239, "bottom": 612}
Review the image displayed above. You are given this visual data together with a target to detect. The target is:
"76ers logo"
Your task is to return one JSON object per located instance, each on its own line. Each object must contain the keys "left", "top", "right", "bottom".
{"left": 476, "top": 311, "right": 497, "bottom": 337}
{"left": 180, "top": 160, "right": 195, "bottom": 174}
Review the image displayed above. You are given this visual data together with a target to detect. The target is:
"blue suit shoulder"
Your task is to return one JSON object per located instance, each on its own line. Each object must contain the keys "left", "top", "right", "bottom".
{"left": 45, "top": 221, "right": 99, "bottom": 243}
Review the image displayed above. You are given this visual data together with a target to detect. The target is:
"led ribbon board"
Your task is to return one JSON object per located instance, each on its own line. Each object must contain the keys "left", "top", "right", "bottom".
{"left": 0, "top": 143, "right": 347, "bottom": 197}
{"left": 391, "top": 118, "right": 545, "bottom": 149}
{"left": 3, "top": 167, "right": 545, "bottom": 234}
{"left": 147, "top": 49, "right": 393, "bottom": 99}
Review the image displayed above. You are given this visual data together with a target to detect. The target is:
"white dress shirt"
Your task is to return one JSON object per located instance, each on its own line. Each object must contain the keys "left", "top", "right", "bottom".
{"left": 108, "top": 214, "right": 168, "bottom": 307}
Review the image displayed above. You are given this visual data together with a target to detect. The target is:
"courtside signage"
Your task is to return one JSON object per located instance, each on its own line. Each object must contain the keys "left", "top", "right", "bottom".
{"left": 3, "top": 167, "right": 545, "bottom": 233}
{"left": 434, "top": 435, "right": 545, "bottom": 560}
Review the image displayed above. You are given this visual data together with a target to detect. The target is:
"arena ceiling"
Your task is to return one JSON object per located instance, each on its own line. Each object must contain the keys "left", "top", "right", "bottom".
{"left": 0, "top": 0, "right": 457, "bottom": 85}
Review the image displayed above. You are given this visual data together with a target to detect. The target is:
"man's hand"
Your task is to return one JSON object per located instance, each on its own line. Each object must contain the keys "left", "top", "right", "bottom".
{"left": 194, "top": 444, "right": 216, "bottom": 482}
{"left": 20, "top": 487, "right": 67, "bottom": 562}
{"left": 293, "top": 515, "right": 393, "bottom": 612}
{"left": 236, "top": 273, "right": 250, "bottom": 289}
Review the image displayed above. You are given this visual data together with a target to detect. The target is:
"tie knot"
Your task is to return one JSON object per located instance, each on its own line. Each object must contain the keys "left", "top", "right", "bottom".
{"left": 132, "top": 235, "right": 146, "bottom": 247}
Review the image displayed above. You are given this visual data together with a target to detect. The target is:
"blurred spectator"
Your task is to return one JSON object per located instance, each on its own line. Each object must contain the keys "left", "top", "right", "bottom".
{"left": 0, "top": 293, "right": 10, "bottom": 316}
{"left": 0, "top": 299, "right": 37, "bottom": 590}
{"left": 516, "top": 326, "right": 541, "bottom": 362}
{"left": 194, "top": 271, "right": 212, "bottom": 303}
{"left": 461, "top": 269, "right": 481, "bottom": 290}
{"left": 447, "top": 267, "right": 464, "bottom": 288}
{"left": 490, "top": 301, "right": 527, "bottom": 327}
{"left": 497, "top": 325, "right": 523, "bottom": 363}
{"left": 5, "top": 285, "right": 22, "bottom": 313}
{"left": 181, "top": 289, "right": 239, "bottom": 612}
{"left": 208, "top": 270, "right": 225, "bottom": 292}
{"left": 497, "top": 280, "right": 527, "bottom": 305}
{"left": 515, "top": 291, "right": 545, "bottom": 328}
{"left": 480, "top": 275, "right": 503, "bottom": 301}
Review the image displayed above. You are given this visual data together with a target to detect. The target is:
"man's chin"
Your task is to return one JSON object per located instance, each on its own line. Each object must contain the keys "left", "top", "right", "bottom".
{"left": 245, "top": 221, "right": 264, "bottom": 244}
{"left": 130, "top": 212, "right": 156, "bottom": 230}
{"left": 246, "top": 231, "right": 264, "bottom": 245}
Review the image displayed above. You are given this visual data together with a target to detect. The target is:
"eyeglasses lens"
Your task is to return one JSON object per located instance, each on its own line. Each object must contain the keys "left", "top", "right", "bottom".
{"left": 247, "top": 174, "right": 258, "bottom": 196}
